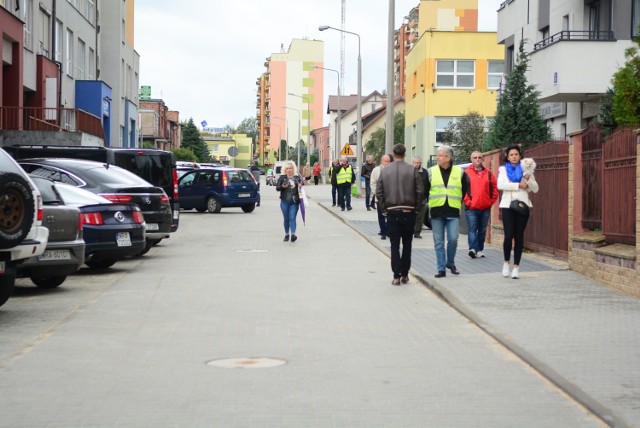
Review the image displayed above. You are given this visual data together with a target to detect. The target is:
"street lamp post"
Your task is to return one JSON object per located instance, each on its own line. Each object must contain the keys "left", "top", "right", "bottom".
{"left": 310, "top": 65, "right": 340, "bottom": 164}
{"left": 283, "top": 106, "right": 301, "bottom": 167}
{"left": 319, "top": 25, "right": 362, "bottom": 189}
{"left": 287, "top": 93, "right": 311, "bottom": 167}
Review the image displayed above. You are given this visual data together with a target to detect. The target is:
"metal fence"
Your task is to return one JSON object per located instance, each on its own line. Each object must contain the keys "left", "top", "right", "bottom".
{"left": 524, "top": 141, "right": 570, "bottom": 257}
{"left": 602, "top": 127, "right": 637, "bottom": 245}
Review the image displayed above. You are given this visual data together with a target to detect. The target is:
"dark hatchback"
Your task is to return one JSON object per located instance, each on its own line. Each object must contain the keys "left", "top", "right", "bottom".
{"left": 178, "top": 167, "right": 260, "bottom": 213}
{"left": 18, "top": 158, "right": 172, "bottom": 249}
{"left": 53, "top": 183, "right": 146, "bottom": 269}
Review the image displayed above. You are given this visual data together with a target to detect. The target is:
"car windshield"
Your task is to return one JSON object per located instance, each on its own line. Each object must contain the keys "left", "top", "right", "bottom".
{"left": 113, "top": 152, "right": 173, "bottom": 187}
{"left": 30, "top": 176, "right": 62, "bottom": 204}
{"left": 54, "top": 183, "right": 112, "bottom": 206}
{"left": 226, "top": 170, "right": 254, "bottom": 183}
{"left": 81, "top": 164, "right": 153, "bottom": 187}
{"left": 0, "top": 148, "right": 27, "bottom": 175}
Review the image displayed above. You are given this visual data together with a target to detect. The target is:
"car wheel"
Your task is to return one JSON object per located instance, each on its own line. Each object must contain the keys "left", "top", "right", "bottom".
{"left": 0, "top": 263, "right": 16, "bottom": 307}
{"left": 241, "top": 203, "right": 256, "bottom": 213}
{"left": 0, "top": 172, "right": 36, "bottom": 250}
{"left": 31, "top": 275, "right": 66, "bottom": 289}
{"left": 85, "top": 258, "right": 117, "bottom": 270}
{"left": 195, "top": 208, "right": 206, "bottom": 213}
{"left": 206, "top": 197, "right": 221, "bottom": 213}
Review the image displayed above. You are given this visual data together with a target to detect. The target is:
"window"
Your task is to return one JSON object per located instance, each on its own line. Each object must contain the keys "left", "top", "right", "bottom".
{"left": 88, "top": 48, "right": 95, "bottom": 79}
{"left": 65, "top": 29, "right": 74, "bottom": 77}
{"left": 634, "top": 0, "right": 640, "bottom": 37}
{"left": 436, "top": 60, "right": 475, "bottom": 88}
{"left": 213, "top": 144, "right": 219, "bottom": 151}
{"left": 39, "top": 7, "right": 51, "bottom": 56}
{"left": 77, "top": 39, "right": 85, "bottom": 79}
{"left": 487, "top": 60, "right": 505, "bottom": 89}
{"left": 435, "top": 117, "right": 457, "bottom": 145}
{"left": 54, "top": 20, "right": 62, "bottom": 62}
{"left": 506, "top": 45, "right": 515, "bottom": 73}
{"left": 24, "top": 0, "right": 33, "bottom": 50}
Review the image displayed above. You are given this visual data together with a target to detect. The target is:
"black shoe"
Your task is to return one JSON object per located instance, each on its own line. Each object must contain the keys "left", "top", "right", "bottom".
{"left": 380, "top": 235, "right": 386, "bottom": 240}
{"left": 414, "top": 234, "right": 422, "bottom": 239}
{"left": 291, "top": 234, "right": 297, "bottom": 242}
{"left": 435, "top": 271, "right": 446, "bottom": 278}
{"left": 341, "top": 208, "right": 345, "bottom": 211}
{"left": 400, "top": 276, "right": 409, "bottom": 284}
{"left": 332, "top": 204, "right": 336, "bottom": 207}
{"left": 367, "top": 207, "right": 371, "bottom": 211}
{"left": 448, "top": 266, "right": 460, "bottom": 275}
{"left": 391, "top": 278, "right": 401, "bottom": 286}
{"left": 468, "top": 249, "right": 477, "bottom": 259}
{"left": 347, "top": 206, "right": 353, "bottom": 211}
{"left": 283, "top": 235, "right": 289, "bottom": 242}
{"left": 378, "top": 232, "right": 383, "bottom": 235}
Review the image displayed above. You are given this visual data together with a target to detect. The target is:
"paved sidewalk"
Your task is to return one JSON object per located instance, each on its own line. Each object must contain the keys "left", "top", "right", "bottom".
{"left": 304, "top": 182, "right": 640, "bottom": 428}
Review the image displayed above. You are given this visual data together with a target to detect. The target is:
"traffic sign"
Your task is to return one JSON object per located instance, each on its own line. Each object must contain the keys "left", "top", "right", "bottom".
{"left": 340, "top": 144, "right": 354, "bottom": 156}
{"left": 228, "top": 146, "right": 239, "bottom": 157}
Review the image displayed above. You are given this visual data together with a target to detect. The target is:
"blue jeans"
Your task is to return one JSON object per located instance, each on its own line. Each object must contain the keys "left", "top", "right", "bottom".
{"left": 387, "top": 211, "right": 416, "bottom": 278}
{"left": 431, "top": 217, "right": 460, "bottom": 272}
{"left": 465, "top": 209, "right": 491, "bottom": 252}
{"left": 376, "top": 203, "right": 387, "bottom": 236}
{"left": 331, "top": 184, "right": 338, "bottom": 205}
{"left": 280, "top": 200, "right": 299, "bottom": 235}
{"left": 337, "top": 185, "right": 351, "bottom": 209}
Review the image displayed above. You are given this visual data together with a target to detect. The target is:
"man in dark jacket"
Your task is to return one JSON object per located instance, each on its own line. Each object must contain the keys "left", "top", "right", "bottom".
{"left": 335, "top": 156, "right": 355, "bottom": 211}
{"left": 329, "top": 158, "right": 339, "bottom": 207}
{"left": 361, "top": 155, "right": 376, "bottom": 211}
{"left": 426, "top": 145, "right": 471, "bottom": 278}
{"left": 376, "top": 144, "right": 424, "bottom": 286}
{"left": 412, "top": 156, "right": 429, "bottom": 239}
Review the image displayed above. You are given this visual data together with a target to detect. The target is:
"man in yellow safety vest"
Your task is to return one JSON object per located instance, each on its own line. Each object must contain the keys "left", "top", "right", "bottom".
{"left": 335, "top": 156, "right": 355, "bottom": 211}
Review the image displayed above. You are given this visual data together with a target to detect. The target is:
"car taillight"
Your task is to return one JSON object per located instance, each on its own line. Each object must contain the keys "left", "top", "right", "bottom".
{"left": 222, "top": 171, "right": 228, "bottom": 188}
{"left": 81, "top": 212, "right": 104, "bottom": 225}
{"left": 78, "top": 214, "right": 83, "bottom": 230}
{"left": 172, "top": 169, "right": 179, "bottom": 198}
{"left": 100, "top": 194, "right": 133, "bottom": 203}
{"left": 36, "top": 195, "right": 43, "bottom": 221}
{"left": 160, "top": 193, "right": 170, "bottom": 204}
{"left": 132, "top": 209, "right": 145, "bottom": 224}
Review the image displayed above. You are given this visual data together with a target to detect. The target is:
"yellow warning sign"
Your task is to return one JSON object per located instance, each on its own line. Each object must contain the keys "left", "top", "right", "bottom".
{"left": 340, "top": 144, "right": 354, "bottom": 156}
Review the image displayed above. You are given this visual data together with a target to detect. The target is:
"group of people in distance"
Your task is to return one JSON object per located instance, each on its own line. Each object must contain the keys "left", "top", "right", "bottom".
{"left": 273, "top": 143, "right": 538, "bottom": 285}
{"left": 374, "top": 143, "right": 537, "bottom": 284}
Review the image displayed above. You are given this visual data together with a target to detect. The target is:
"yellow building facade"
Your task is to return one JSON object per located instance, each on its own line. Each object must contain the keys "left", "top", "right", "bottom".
{"left": 404, "top": 0, "right": 504, "bottom": 163}
{"left": 204, "top": 133, "right": 253, "bottom": 168}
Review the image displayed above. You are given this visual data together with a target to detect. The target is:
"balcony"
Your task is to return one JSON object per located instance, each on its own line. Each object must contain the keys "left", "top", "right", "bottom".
{"left": 528, "top": 37, "right": 634, "bottom": 102}
{"left": 0, "top": 107, "right": 106, "bottom": 142}
{"left": 533, "top": 30, "right": 615, "bottom": 51}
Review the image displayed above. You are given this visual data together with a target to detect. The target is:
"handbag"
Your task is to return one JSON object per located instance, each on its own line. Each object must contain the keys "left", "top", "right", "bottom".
{"left": 509, "top": 199, "right": 529, "bottom": 216}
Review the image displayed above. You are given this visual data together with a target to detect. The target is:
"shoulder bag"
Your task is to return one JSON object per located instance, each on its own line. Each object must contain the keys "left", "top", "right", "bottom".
{"left": 509, "top": 199, "right": 529, "bottom": 216}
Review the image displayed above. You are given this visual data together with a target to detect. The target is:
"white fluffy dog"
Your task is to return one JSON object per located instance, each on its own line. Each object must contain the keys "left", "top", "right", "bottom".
{"left": 521, "top": 157, "right": 536, "bottom": 178}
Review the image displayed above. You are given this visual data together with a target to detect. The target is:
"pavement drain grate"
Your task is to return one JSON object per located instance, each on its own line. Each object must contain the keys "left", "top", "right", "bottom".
{"left": 206, "top": 357, "right": 287, "bottom": 369}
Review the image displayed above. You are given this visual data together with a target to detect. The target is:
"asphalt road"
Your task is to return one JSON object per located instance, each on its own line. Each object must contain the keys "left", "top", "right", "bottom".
{"left": 0, "top": 184, "right": 605, "bottom": 427}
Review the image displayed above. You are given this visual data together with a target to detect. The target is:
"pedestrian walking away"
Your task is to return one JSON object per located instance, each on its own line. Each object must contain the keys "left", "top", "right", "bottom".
{"left": 463, "top": 151, "right": 498, "bottom": 259}
{"left": 376, "top": 144, "right": 424, "bottom": 285}
{"left": 276, "top": 161, "right": 304, "bottom": 242}
{"left": 497, "top": 145, "right": 539, "bottom": 279}
{"left": 335, "top": 156, "right": 355, "bottom": 211}
{"left": 370, "top": 154, "right": 391, "bottom": 240}
{"left": 329, "top": 158, "right": 339, "bottom": 207}
{"left": 412, "top": 156, "right": 429, "bottom": 239}
{"left": 425, "top": 145, "right": 470, "bottom": 278}
{"left": 312, "top": 162, "right": 321, "bottom": 185}
{"left": 361, "top": 155, "right": 376, "bottom": 211}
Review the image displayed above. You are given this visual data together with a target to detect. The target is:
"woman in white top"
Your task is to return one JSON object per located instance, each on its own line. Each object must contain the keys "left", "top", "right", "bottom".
{"left": 497, "top": 145, "right": 539, "bottom": 279}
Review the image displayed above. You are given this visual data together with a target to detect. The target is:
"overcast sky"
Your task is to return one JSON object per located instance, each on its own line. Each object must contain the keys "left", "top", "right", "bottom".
{"left": 135, "top": 0, "right": 503, "bottom": 129}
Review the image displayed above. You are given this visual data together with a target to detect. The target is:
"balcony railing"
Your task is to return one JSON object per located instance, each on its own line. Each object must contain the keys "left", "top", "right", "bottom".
{"left": 534, "top": 30, "right": 616, "bottom": 51}
{"left": 0, "top": 107, "right": 106, "bottom": 142}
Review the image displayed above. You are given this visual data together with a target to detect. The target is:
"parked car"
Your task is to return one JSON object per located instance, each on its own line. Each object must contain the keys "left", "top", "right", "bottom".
{"left": 0, "top": 149, "right": 49, "bottom": 307}
{"left": 53, "top": 183, "right": 146, "bottom": 269}
{"left": 178, "top": 167, "right": 260, "bottom": 213}
{"left": 18, "top": 158, "right": 172, "bottom": 254}
{"left": 265, "top": 168, "right": 276, "bottom": 186}
{"left": 17, "top": 176, "right": 85, "bottom": 288}
{"left": 5, "top": 145, "right": 180, "bottom": 233}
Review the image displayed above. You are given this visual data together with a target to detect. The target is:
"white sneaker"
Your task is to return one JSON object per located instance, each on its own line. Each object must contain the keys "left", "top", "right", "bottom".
{"left": 502, "top": 263, "right": 510, "bottom": 277}
{"left": 476, "top": 251, "right": 485, "bottom": 258}
{"left": 511, "top": 267, "right": 519, "bottom": 279}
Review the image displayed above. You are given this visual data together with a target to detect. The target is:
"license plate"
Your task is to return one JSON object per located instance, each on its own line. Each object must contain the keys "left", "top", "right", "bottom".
{"left": 146, "top": 223, "right": 159, "bottom": 231}
{"left": 116, "top": 232, "right": 132, "bottom": 247}
{"left": 38, "top": 250, "right": 71, "bottom": 261}
{"left": 238, "top": 193, "right": 251, "bottom": 198}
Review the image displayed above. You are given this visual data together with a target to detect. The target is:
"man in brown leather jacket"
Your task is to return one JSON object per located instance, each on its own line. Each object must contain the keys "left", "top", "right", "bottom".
{"left": 376, "top": 144, "right": 424, "bottom": 286}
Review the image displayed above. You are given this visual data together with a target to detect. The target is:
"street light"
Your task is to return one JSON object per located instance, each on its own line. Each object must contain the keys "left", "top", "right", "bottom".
{"left": 283, "top": 106, "right": 301, "bottom": 167}
{"left": 288, "top": 93, "right": 311, "bottom": 167}
{"left": 319, "top": 24, "right": 362, "bottom": 188}
{"left": 310, "top": 65, "right": 341, "bottom": 164}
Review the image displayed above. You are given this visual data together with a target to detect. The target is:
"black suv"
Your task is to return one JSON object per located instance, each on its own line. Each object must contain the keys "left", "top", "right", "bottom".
{"left": 4, "top": 146, "right": 179, "bottom": 232}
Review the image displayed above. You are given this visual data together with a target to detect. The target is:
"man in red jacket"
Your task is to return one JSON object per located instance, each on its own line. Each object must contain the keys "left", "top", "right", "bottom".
{"left": 463, "top": 151, "right": 498, "bottom": 258}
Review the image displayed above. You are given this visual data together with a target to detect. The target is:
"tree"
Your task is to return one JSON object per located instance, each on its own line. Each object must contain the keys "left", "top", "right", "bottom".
{"left": 441, "top": 111, "right": 486, "bottom": 163}
{"left": 486, "top": 39, "right": 551, "bottom": 150}
{"left": 181, "top": 118, "right": 212, "bottom": 162}
{"left": 364, "top": 111, "right": 405, "bottom": 162}
{"left": 172, "top": 147, "right": 197, "bottom": 161}
{"left": 597, "top": 87, "right": 617, "bottom": 136}
{"left": 611, "top": 32, "right": 640, "bottom": 125}
{"left": 235, "top": 117, "right": 257, "bottom": 140}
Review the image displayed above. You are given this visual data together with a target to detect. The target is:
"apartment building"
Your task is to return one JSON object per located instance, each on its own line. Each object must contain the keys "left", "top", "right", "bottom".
{"left": 394, "top": 4, "right": 420, "bottom": 98}
{"left": 404, "top": 0, "right": 504, "bottom": 162}
{"left": 497, "top": 0, "right": 639, "bottom": 138}
{"left": 0, "top": 0, "right": 140, "bottom": 148}
{"left": 256, "top": 38, "right": 324, "bottom": 166}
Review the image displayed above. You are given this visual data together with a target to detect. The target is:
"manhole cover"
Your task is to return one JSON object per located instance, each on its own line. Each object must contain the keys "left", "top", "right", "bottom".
{"left": 206, "top": 357, "right": 287, "bottom": 368}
